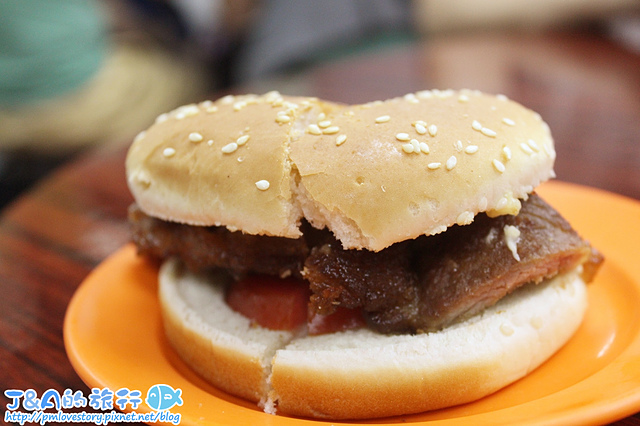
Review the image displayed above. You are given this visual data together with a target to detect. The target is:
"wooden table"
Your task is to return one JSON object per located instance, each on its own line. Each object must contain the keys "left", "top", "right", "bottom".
{"left": 1, "top": 29, "right": 639, "bottom": 424}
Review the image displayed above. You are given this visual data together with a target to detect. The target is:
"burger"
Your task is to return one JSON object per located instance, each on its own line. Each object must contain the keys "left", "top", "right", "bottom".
{"left": 125, "top": 90, "right": 602, "bottom": 419}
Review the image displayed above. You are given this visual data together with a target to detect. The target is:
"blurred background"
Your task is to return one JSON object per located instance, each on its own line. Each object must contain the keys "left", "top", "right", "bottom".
{"left": 1, "top": 0, "right": 639, "bottom": 209}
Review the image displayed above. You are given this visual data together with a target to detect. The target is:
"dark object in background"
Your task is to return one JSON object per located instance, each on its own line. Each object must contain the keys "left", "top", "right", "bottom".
{"left": 0, "top": 151, "right": 73, "bottom": 209}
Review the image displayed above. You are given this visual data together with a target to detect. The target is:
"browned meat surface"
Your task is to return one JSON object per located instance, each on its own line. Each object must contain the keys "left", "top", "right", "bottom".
{"left": 305, "top": 241, "right": 420, "bottom": 330}
{"left": 411, "top": 193, "right": 602, "bottom": 332}
{"left": 129, "top": 205, "right": 309, "bottom": 279}
{"left": 129, "top": 194, "right": 603, "bottom": 334}
{"left": 303, "top": 194, "right": 603, "bottom": 333}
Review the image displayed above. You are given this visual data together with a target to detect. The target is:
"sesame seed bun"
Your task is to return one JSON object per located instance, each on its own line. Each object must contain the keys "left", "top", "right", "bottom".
{"left": 126, "top": 90, "right": 555, "bottom": 251}
{"left": 159, "top": 258, "right": 588, "bottom": 419}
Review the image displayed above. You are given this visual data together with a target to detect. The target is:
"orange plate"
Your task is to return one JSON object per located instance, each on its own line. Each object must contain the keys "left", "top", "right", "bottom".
{"left": 64, "top": 181, "right": 640, "bottom": 425}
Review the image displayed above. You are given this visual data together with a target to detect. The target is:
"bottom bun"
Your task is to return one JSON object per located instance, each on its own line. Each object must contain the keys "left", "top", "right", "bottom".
{"left": 159, "top": 259, "right": 588, "bottom": 420}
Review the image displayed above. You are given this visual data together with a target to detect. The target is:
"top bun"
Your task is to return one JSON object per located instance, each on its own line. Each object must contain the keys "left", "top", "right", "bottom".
{"left": 126, "top": 90, "right": 556, "bottom": 251}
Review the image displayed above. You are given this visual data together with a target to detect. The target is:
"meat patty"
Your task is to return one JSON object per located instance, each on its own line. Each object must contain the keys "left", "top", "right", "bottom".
{"left": 130, "top": 194, "right": 603, "bottom": 334}
{"left": 305, "top": 194, "right": 602, "bottom": 333}
{"left": 129, "top": 205, "right": 309, "bottom": 279}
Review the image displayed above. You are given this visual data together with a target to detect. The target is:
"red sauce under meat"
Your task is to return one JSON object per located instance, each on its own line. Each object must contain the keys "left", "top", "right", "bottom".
{"left": 225, "top": 274, "right": 366, "bottom": 335}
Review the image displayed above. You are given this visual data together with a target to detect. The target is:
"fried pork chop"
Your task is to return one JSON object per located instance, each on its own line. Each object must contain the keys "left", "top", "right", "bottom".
{"left": 130, "top": 194, "right": 602, "bottom": 334}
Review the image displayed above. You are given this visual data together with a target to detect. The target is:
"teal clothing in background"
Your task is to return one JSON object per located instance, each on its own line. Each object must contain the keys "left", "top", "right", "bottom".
{"left": 0, "top": 0, "right": 108, "bottom": 106}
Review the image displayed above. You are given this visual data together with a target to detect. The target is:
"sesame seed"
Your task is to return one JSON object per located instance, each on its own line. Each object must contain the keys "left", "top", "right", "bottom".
{"left": 317, "top": 112, "right": 326, "bottom": 121}
{"left": 255, "top": 180, "right": 270, "bottom": 191}
{"left": 428, "top": 124, "right": 438, "bottom": 137}
{"left": 493, "top": 159, "right": 506, "bottom": 173}
{"left": 283, "top": 101, "right": 298, "bottom": 111}
{"left": 419, "top": 142, "right": 430, "bottom": 153}
{"left": 446, "top": 155, "right": 457, "bottom": 170}
{"left": 402, "top": 143, "right": 415, "bottom": 154}
{"left": 206, "top": 105, "right": 218, "bottom": 113}
{"left": 395, "top": 133, "right": 410, "bottom": 141}
{"left": 500, "top": 323, "right": 515, "bottom": 336}
{"left": 155, "top": 113, "right": 168, "bottom": 123}
{"left": 275, "top": 114, "right": 291, "bottom": 123}
{"left": 163, "top": 147, "right": 176, "bottom": 157}
{"left": 472, "top": 120, "right": 483, "bottom": 131}
{"left": 220, "top": 95, "right": 235, "bottom": 104}
{"left": 134, "top": 171, "right": 151, "bottom": 187}
{"left": 404, "top": 93, "right": 419, "bottom": 104}
{"left": 318, "top": 120, "right": 331, "bottom": 128}
{"left": 375, "top": 115, "right": 391, "bottom": 123}
{"left": 496, "top": 196, "right": 508, "bottom": 209}
{"left": 427, "top": 162, "right": 442, "bottom": 170}
{"left": 503, "top": 146, "right": 512, "bottom": 161}
{"left": 454, "top": 140, "right": 463, "bottom": 151}
{"left": 184, "top": 104, "right": 200, "bottom": 115}
{"left": 307, "top": 124, "right": 322, "bottom": 135}
{"left": 416, "top": 90, "right": 433, "bottom": 99}
{"left": 530, "top": 317, "right": 544, "bottom": 329}
{"left": 464, "top": 145, "right": 479, "bottom": 154}
{"left": 434, "top": 89, "right": 454, "bottom": 98}
{"left": 404, "top": 93, "right": 417, "bottom": 100}
{"left": 236, "top": 135, "right": 250, "bottom": 145}
{"left": 264, "top": 90, "right": 281, "bottom": 101}
{"left": 233, "top": 101, "right": 247, "bottom": 111}
{"left": 207, "top": 140, "right": 214, "bottom": 146}
{"left": 520, "top": 142, "right": 534, "bottom": 155}
{"left": 456, "top": 211, "right": 474, "bottom": 225}
{"left": 221, "top": 142, "right": 238, "bottom": 154}
{"left": 481, "top": 127, "right": 497, "bottom": 137}
{"left": 336, "top": 134, "right": 347, "bottom": 146}
{"left": 189, "top": 132, "right": 204, "bottom": 142}
{"left": 458, "top": 94, "right": 469, "bottom": 103}
{"left": 414, "top": 120, "right": 427, "bottom": 127}
{"left": 497, "top": 94, "right": 509, "bottom": 101}
{"left": 175, "top": 104, "right": 200, "bottom": 119}
{"left": 323, "top": 126, "right": 340, "bottom": 135}
{"left": 502, "top": 117, "right": 516, "bottom": 126}
{"left": 527, "top": 139, "right": 540, "bottom": 152}
{"left": 415, "top": 123, "right": 427, "bottom": 135}
{"left": 134, "top": 131, "right": 146, "bottom": 142}
{"left": 479, "top": 196, "right": 488, "bottom": 211}
{"left": 267, "top": 95, "right": 283, "bottom": 105}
